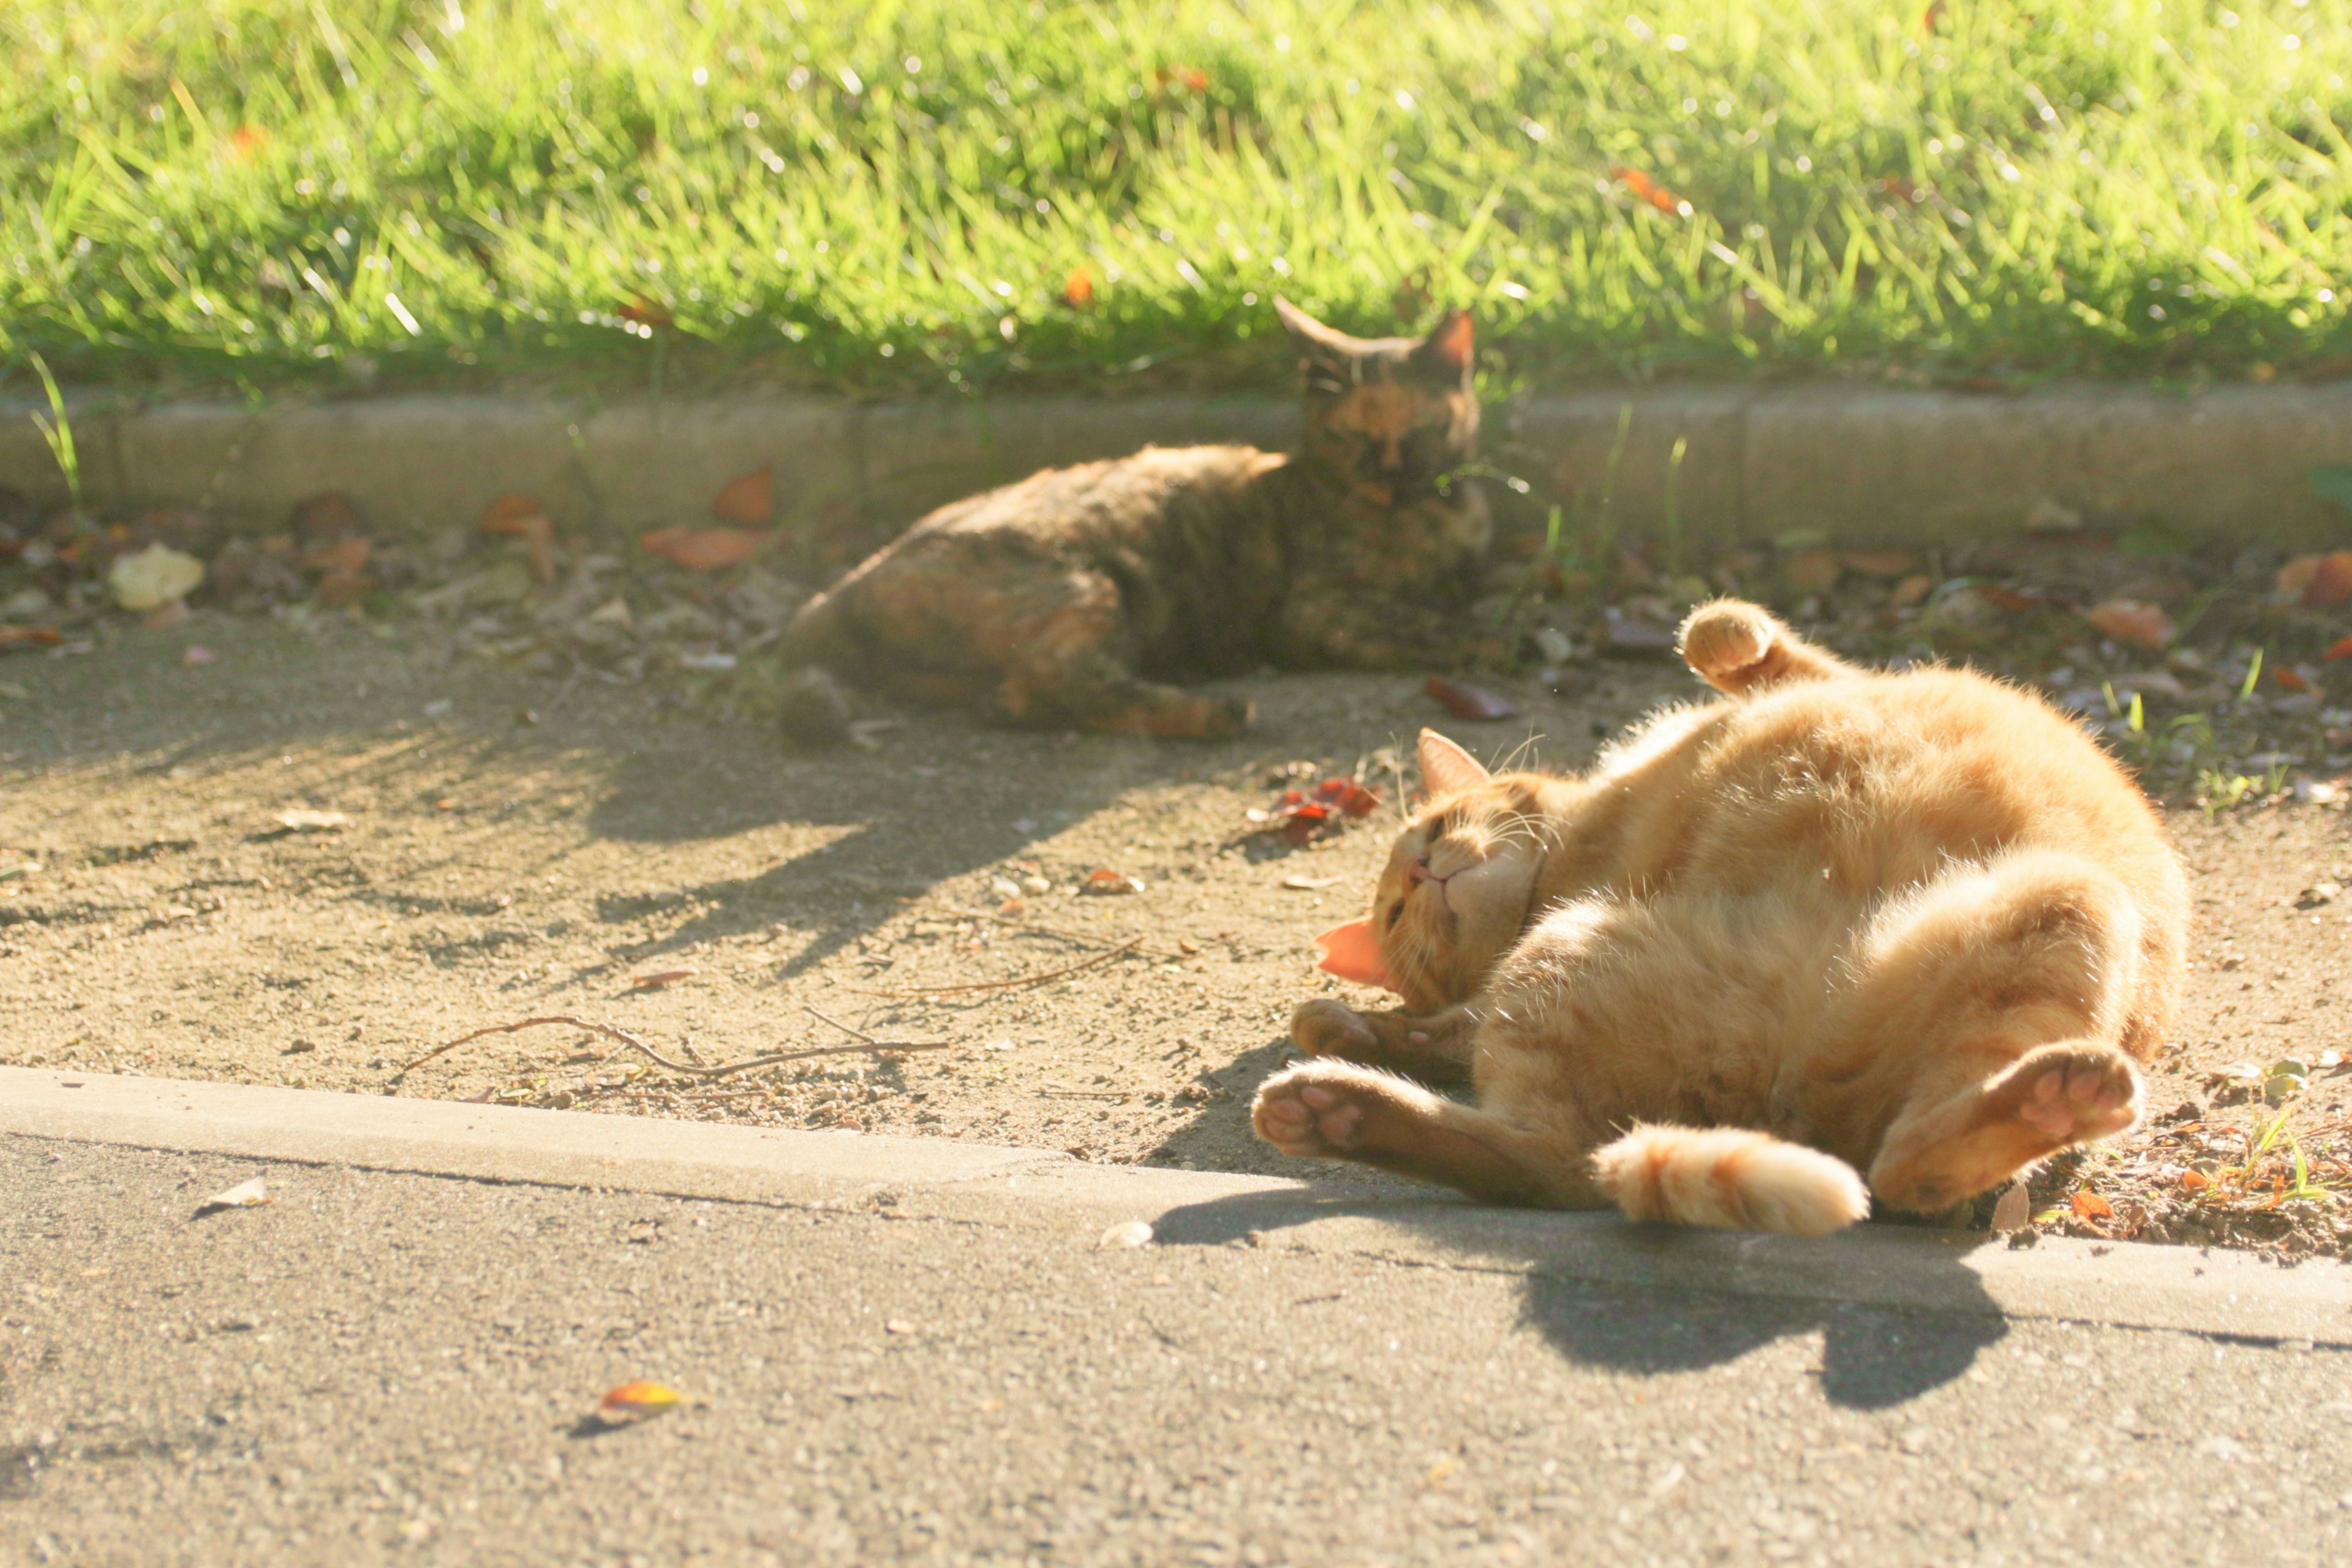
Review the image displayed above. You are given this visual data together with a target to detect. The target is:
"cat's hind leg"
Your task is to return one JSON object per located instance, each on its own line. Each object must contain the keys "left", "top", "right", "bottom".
{"left": 1678, "top": 599, "right": 1855, "bottom": 696}
{"left": 1289, "top": 998, "right": 1479, "bottom": 1084}
{"left": 1825, "top": 850, "right": 2154, "bottom": 1214}
{"left": 1251, "top": 1061, "right": 1605, "bottom": 1207}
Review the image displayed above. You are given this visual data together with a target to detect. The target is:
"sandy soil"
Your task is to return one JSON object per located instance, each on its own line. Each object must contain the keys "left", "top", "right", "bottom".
{"left": 2, "top": 611, "right": 2346, "bottom": 1255}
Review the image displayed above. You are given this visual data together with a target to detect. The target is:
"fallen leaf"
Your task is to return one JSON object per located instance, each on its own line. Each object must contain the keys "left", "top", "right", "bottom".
{"left": 2276, "top": 549, "right": 2352, "bottom": 608}
{"left": 616, "top": 298, "right": 674, "bottom": 330}
{"left": 1610, "top": 165, "right": 1683, "bottom": 215}
{"left": 0, "top": 627, "right": 64, "bottom": 652}
{"left": 479, "top": 494, "right": 557, "bottom": 581}
{"left": 1098, "top": 1219, "right": 1154, "bottom": 1250}
{"left": 2324, "top": 633, "right": 2352, "bottom": 662}
{"left": 108, "top": 544, "right": 206, "bottom": 612}
{"left": 1312, "top": 777, "right": 1382, "bottom": 818}
{"left": 2070, "top": 1190, "right": 2114, "bottom": 1220}
{"left": 1989, "top": 1182, "right": 2030, "bottom": 1233}
{"left": 596, "top": 1380, "right": 682, "bottom": 1422}
{"left": 272, "top": 809, "right": 349, "bottom": 832}
{"left": 196, "top": 1176, "right": 270, "bottom": 1215}
{"left": 631, "top": 968, "right": 698, "bottom": 990}
{"left": 301, "top": 536, "right": 372, "bottom": 576}
{"left": 2275, "top": 665, "right": 2316, "bottom": 694}
{"left": 639, "top": 526, "right": 775, "bottom": 571}
{"left": 1890, "top": 573, "right": 1935, "bottom": 609}
{"left": 2179, "top": 1168, "right": 2212, "bottom": 1193}
{"left": 2082, "top": 599, "right": 2174, "bottom": 652}
{"left": 1082, "top": 869, "right": 1145, "bottom": 895}
{"left": 710, "top": 466, "right": 774, "bottom": 527}
{"left": 1841, "top": 549, "right": 1918, "bottom": 579}
{"left": 1424, "top": 676, "right": 1518, "bottom": 722}
{"left": 1281, "top": 874, "right": 1346, "bottom": 891}
{"left": 1062, "top": 265, "right": 1095, "bottom": 307}
{"left": 1782, "top": 549, "right": 1844, "bottom": 593}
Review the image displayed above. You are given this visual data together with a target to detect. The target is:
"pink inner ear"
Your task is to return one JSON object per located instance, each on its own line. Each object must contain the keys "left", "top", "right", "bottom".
{"left": 1315, "top": 919, "right": 1396, "bottom": 991}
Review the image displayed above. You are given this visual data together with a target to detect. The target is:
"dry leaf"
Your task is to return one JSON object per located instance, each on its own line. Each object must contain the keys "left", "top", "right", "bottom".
{"left": 639, "top": 526, "right": 775, "bottom": 571}
{"left": 1890, "top": 573, "right": 1935, "bottom": 608}
{"left": 479, "top": 494, "right": 557, "bottom": 582}
{"left": 1098, "top": 1219, "right": 1154, "bottom": 1249}
{"left": 710, "top": 466, "right": 775, "bottom": 527}
{"left": 2324, "top": 633, "right": 2352, "bottom": 662}
{"left": 2275, "top": 665, "right": 2317, "bottom": 694}
{"left": 1989, "top": 1182, "right": 2030, "bottom": 1233}
{"left": 2082, "top": 599, "right": 2174, "bottom": 652}
{"left": 108, "top": 545, "right": 206, "bottom": 612}
{"left": 301, "top": 537, "right": 372, "bottom": 575}
{"left": 631, "top": 969, "right": 698, "bottom": 990}
{"left": 1424, "top": 676, "right": 1518, "bottom": 722}
{"left": 2277, "top": 549, "right": 2352, "bottom": 609}
{"left": 597, "top": 1380, "right": 682, "bottom": 1422}
{"left": 1082, "top": 869, "right": 1145, "bottom": 895}
{"left": 1611, "top": 165, "right": 1683, "bottom": 214}
{"left": 197, "top": 1176, "right": 270, "bottom": 1214}
{"left": 1281, "top": 874, "right": 1345, "bottom": 891}
{"left": 0, "top": 627, "right": 64, "bottom": 652}
{"left": 616, "top": 298, "right": 674, "bottom": 330}
{"left": 2179, "top": 1168, "right": 2211, "bottom": 1193}
{"left": 2070, "top": 1189, "right": 2114, "bottom": 1220}
{"left": 1841, "top": 549, "right": 1918, "bottom": 579}
{"left": 273, "top": 809, "right": 349, "bottom": 832}
{"left": 1062, "top": 265, "right": 1095, "bottom": 306}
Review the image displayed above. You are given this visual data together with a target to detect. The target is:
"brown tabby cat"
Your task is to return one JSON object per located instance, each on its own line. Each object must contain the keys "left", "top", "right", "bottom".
{"left": 778, "top": 300, "right": 1493, "bottom": 740}
{"left": 1254, "top": 599, "right": 2190, "bottom": 1235}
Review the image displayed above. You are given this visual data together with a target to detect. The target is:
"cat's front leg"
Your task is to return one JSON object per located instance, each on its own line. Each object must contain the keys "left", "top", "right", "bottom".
{"left": 1290, "top": 998, "right": 1477, "bottom": 1085}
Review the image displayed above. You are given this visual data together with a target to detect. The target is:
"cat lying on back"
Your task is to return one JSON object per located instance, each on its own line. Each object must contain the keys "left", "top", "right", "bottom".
{"left": 1254, "top": 600, "right": 2189, "bottom": 1235}
{"left": 779, "top": 300, "right": 1496, "bottom": 741}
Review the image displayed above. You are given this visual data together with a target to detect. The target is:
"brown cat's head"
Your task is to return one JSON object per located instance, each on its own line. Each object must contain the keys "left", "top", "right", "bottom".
{"left": 1275, "top": 298, "right": 1478, "bottom": 506}
{"left": 1315, "top": 729, "right": 1573, "bottom": 1012}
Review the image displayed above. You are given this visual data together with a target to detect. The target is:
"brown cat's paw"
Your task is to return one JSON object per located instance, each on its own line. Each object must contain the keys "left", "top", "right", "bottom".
{"left": 1201, "top": 696, "right": 1257, "bottom": 738}
{"left": 1677, "top": 600, "right": 1778, "bottom": 685}
{"left": 1290, "top": 999, "right": 1379, "bottom": 1058}
{"left": 1253, "top": 1064, "right": 1379, "bottom": 1158}
{"left": 2002, "top": 1043, "right": 2143, "bottom": 1145}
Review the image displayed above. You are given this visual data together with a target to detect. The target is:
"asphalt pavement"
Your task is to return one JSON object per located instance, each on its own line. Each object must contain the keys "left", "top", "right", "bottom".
{"left": 4, "top": 1069, "right": 2350, "bottom": 1567}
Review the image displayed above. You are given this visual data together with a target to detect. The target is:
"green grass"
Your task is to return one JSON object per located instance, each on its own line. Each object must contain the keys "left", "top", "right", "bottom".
{"left": 7, "top": 0, "right": 2352, "bottom": 397}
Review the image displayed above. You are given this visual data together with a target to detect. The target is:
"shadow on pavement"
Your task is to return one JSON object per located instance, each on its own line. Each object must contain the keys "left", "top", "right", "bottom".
{"left": 1150, "top": 1187, "right": 2007, "bottom": 1410}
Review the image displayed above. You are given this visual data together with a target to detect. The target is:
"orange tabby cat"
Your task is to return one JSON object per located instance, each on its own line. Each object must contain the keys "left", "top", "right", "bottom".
{"left": 1253, "top": 599, "right": 2188, "bottom": 1235}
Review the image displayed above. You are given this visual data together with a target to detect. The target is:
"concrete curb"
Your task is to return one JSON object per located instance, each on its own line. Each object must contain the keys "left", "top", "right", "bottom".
{"left": 8, "top": 1067, "right": 2347, "bottom": 1346}
{"left": 5, "top": 382, "right": 2352, "bottom": 551}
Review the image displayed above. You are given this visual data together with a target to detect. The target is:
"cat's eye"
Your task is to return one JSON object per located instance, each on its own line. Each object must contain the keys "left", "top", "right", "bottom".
{"left": 1384, "top": 900, "right": 1403, "bottom": 929}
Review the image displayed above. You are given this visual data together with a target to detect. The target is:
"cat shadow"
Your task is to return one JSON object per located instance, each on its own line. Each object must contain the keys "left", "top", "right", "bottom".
{"left": 1148, "top": 1188, "right": 2007, "bottom": 1411}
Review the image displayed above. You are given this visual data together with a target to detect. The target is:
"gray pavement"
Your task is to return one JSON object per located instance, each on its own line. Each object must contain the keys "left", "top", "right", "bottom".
{"left": 5, "top": 1071, "right": 2352, "bottom": 1566}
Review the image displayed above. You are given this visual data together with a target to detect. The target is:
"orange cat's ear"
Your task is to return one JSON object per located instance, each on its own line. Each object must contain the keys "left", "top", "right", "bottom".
{"left": 1315, "top": 919, "right": 1395, "bottom": 990}
{"left": 1275, "top": 296, "right": 1358, "bottom": 365}
{"left": 1413, "top": 309, "right": 1476, "bottom": 380}
{"left": 1417, "top": 728, "right": 1491, "bottom": 796}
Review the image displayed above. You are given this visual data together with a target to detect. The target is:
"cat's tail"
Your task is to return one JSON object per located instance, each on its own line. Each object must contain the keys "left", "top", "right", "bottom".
{"left": 1591, "top": 1125, "right": 1870, "bottom": 1237}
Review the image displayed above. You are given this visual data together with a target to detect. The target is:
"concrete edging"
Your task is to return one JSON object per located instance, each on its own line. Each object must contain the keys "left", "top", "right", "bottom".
{"left": 6, "top": 1067, "right": 2346, "bottom": 1346}
{"left": 4, "top": 382, "right": 2352, "bottom": 551}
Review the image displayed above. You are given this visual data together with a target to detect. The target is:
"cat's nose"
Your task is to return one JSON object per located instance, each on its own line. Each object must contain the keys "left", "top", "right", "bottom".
{"left": 1406, "top": 856, "right": 1433, "bottom": 887}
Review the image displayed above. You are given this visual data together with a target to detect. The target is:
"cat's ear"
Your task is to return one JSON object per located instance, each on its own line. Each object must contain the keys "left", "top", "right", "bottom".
{"left": 1315, "top": 919, "right": 1396, "bottom": 990}
{"left": 1275, "top": 296, "right": 1357, "bottom": 374}
{"left": 1411, "top": 309, "right": 1476, "bottom": 382}
{"left": 1417, "top": 728, "right": 1491, "bottom": 796}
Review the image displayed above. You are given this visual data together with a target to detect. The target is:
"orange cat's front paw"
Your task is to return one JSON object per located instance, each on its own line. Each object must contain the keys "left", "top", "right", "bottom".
{"left": 1253, "top": 1065, "right": 1375, "bottom": 1158}
{"left": 1678, "top": 600, "right": 1777, "bottom": 685}
{"left": 1290, "top": 999, "right": 1378, "bottom": 1058}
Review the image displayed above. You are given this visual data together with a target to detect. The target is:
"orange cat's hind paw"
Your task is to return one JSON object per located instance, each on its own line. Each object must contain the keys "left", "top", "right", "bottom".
{"left": 1253, "top": 1063, "right": 1398, "bottom": 1158}
{"left": 2005, "top": 1043, "right": 2142, "bottom": 1145}
{"left": 1677, "top": 600, "right": 1778, "bottom": 688}
{"left": 1290, "top": 999, "right": 1379, "bottom": 1058}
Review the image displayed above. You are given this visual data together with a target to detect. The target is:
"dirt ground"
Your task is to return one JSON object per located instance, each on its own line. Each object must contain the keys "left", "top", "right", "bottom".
{"left": 2, "top": 611, "right": 2347, "bottom": 1257}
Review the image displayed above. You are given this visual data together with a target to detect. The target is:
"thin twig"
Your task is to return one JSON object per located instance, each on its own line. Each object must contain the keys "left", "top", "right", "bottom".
{"left": 395, "top": 1015, "right": 948, "bottom": 1080}
{"left": 848, "top": 935, "right": 1146, "bottom": 998}
{"left": 1038, "top": 1088, "right": 1127, "bottom": 1101}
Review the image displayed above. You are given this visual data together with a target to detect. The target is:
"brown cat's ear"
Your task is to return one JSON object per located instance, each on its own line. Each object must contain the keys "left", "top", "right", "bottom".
{"left": 1274, "top": 296, "right": 1357, "bottom": 374}
{"left": 1314, "top": 918, "right": 1396, "bottom": 991}
{"left": 1411, "top": 309, "right": 1475, "bottom": 382}
{"left": 1417, "top": 728, "right": 1491, "bottom": 796}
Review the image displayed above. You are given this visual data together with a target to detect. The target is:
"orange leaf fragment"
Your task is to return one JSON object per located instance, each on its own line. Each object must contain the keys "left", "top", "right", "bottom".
{"left": 228, "top": 124, "right": 271, "bottom": 159}
{"left": 480, "top": 493, "right": 558, "bottom": 581}
{"left": 1424, "top": 676, "right": 1518, "bottom": 722}
{"left": 0, "top": 626, "right": 64, "bottom": 652}
{"left": 616, "top": 298, "right": 674, "bottom": 330}
{"left": 2326, "top": 633, "right": 2352, "bottom": 662}
{"left": 2275, "top": 664, "right": 2315, "bottom": 693}
{"left": 2179, "top": 1168, "right": 2211, "bottom": 1193}
{"left": 639, "top": 526, "right": 775, "bottom": 571}
{"left": 2082, "top": 598, "right": 2174, "bottom": 652}
{"left": 710, "top": 465, "right": 775, "bottom": 527}
{"left": 1610, "top": 166, "right": 1683, "bottom": 215}
{"left": 597, "top": 1381, "right": 682, "bottom": 1422}
{"left": 302, "top": 536, "right": 372, "bottom": 575}
{"left": 1062, "top": 264, "right": 1095, "bottom": 307}
{"left": 631, "top": 968, "right": 698, "bottom": 990}
{"left": 2070, "top": 1189, "right": 2114, "bottom": 1220}
{"left": 2278, "top": 549, "right": 2352, "bottom": 608}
